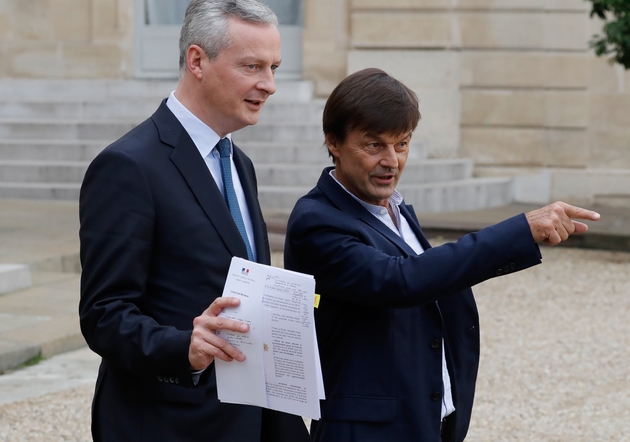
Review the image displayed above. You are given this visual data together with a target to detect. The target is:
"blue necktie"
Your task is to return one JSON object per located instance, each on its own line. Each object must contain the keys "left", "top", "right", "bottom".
{"left": 216, "top": 138, "right": 254, "bottom": 261}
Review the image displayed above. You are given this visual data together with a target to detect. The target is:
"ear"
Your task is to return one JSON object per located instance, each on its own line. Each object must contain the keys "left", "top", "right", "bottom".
{"left": 186, "top": 45, "right": 205, "bottom": 80}
{"left": 325, "top": 133, "right": 340, "bottom": 160}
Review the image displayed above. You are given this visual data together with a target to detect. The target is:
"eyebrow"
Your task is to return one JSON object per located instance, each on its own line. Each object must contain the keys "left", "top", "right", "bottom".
{"left": 238, "top": 57, "right": 282, "bottom": 66}
{"left": 362, "top": 132, "right": 412, "bottom": 141}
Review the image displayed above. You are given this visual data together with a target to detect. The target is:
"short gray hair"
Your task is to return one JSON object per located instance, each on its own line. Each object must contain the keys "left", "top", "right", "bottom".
{"left": 179, "top": 0, "right": 278, "bottom": 72}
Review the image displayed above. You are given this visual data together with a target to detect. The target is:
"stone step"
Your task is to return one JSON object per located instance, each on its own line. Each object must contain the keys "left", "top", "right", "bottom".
{"left": 0, "top": 112, "right": 324, "bottom": 143}
{"left": 238, "top": 141, "right": 330, "bottom": 164}
{"left": 398, "top": 177, "right": 514, "bottom": 213}
{"left": 0, "top": 264, "right": 31, "bottom": 295}
{"left": 0, "top": 140, "right": 327, "bottom": 164}
{"left": 233, "top": 140, "right": 427, "bottom": 164}
{"left": 0, "top": 182, "right": 80, "bottom": 200}
{"left": 0, "top": 156, "right": 469, "bottom": 187}
{"left": 254, "top": 159, "right": 474, "bottom": 186}
{"left": 235, "top": 122, "right": 324, "bottom": 143}
{"left": 0, "top": 171, "right": 514, "bottom": 211}
{"left": 0, "top": 99, "right": 325, "bottom": 122}
{"left": 0, "top": 272, "right": 86, "bottom": 372}
{"left": 0, "top": 119, "right": 138, "bottom": 141}
{"left": 258, "top": 99, "right": 325, "bottom": 123}
{"left": 258, "top": 177, "right": 514, "bottom": 214}
{"left": 400, "top": 159, "right": 474, "bottom": 184}
{"left": 0, "top": 79, "right": 177, "bottom": 101}
{"left": 0, "top": 100, "right": 162, "bottom": 120}
{"left": 0, "top": 79, "right": 313, "bottom": 102}
{"left": 0, "top": 137, "right": 426, "bottom": 165}
{"left": 0, "top": 139, "right": 105, "bottom": 161}
{"left": 0, "top": 160, "right": 88, "bottom": 183}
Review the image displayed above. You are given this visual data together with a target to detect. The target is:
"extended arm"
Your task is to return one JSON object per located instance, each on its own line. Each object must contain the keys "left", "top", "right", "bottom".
{"left": 285, "top": 200, "right": 542, "bottom": 308}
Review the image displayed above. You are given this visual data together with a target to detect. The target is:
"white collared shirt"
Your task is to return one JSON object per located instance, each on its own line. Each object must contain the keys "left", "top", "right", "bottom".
{"left": 330, "top": 169, "right": 455, "bottom": 419}
{"left": 166, "top": 91, "right": 257, "bottom": 261}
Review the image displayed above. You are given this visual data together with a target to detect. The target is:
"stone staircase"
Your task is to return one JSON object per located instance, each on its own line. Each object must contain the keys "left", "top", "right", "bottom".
{"left": 0, "top": 79, "right": 514, "bottom": 213}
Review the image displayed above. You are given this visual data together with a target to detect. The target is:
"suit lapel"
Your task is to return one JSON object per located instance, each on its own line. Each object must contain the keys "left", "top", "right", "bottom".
{"left": 317, "top": 167, "right": 420, "bottom": 257}
{"left": 233, "top": 144, "right": 270, "bottom": 265}
{"left": 151, "top": 101, "right": 249, "bottom": 260}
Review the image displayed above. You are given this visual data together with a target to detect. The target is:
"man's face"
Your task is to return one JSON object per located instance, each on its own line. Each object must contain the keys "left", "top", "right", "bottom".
{"left": 199, "top": 18, "right": 281, "bottom": 136}
{"left": 328, "top": 129, "right": 411, "bottom": 207}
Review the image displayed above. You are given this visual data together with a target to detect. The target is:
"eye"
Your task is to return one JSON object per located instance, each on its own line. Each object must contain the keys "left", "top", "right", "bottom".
{"left": 247, "top": 64, "right": 256, "bottom": 69}
{"left": 271, "top": 65, "right": 278, "bottom": 71}
{"left": 364, "top": 142, "right": 381, "bottom": 153}
{"left": 395, "top": 140, "right": 410, "bottom": 152}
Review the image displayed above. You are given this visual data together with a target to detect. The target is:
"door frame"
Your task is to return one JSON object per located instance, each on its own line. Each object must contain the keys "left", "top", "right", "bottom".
{"left": 133, "top": 0, "right": 303, "bottom": 80}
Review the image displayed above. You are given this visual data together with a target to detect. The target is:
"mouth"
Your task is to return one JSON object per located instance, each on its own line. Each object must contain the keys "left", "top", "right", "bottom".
{"left": 372, "top": 173, "right": 396, "bottom": 185}
{"left": 244, "top": 99, "right": 265, "bottom": 110}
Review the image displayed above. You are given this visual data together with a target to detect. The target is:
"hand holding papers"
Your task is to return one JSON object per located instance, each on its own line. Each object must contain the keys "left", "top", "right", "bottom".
{"left": 215, "top": 257, "right": 325, "bottom": 419}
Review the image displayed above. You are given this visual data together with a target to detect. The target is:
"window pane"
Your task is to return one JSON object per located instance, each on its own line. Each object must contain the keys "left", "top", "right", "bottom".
{"left": 145, "top": 0, "right": 189, "bottom": 25}
{"left": 260, "top": 0, "right": 303, "bottom": 26}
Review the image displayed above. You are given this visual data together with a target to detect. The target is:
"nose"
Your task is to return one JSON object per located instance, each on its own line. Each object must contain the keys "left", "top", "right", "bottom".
{"left": 257, "top": 68, "right": 276, "bottom": 96}
{"left": 379, "top": 145, "right": 398, "bottom": 169}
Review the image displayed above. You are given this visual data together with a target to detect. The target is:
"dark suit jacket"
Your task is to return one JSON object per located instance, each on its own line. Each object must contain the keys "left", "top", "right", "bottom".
{"left": 79, "top": 101, "right": 309, "bottom": 442}
{"left": 284, "top": 167, "right": 542, "bottom": 442}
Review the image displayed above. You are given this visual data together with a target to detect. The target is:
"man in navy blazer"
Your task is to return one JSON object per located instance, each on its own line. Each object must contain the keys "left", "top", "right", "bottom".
{"left": 284, "top": 68, "right": 600, "bottom": 442}
{"left": 79, "top": 1, "right": 310, "bottom": 440}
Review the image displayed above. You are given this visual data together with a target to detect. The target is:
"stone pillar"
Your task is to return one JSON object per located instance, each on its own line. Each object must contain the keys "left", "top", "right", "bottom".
{"left": 303, "top": 0, "right": 350, "bottom": 96}
{"left": 346, "top": 0, "right": 461, "bottom": 159}
{"left": 0, "top": 0, "right": 133, "bottom": 79}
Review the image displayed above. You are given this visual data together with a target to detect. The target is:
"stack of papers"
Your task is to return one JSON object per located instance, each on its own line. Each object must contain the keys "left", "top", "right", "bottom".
{"left": 215, "top": 257, "right": 325, "bottom": 419}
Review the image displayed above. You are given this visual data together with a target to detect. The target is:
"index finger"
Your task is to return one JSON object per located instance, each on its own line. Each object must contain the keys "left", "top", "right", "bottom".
{"left": 204, "top": 296, "right": 241, "bottom": 318}
{"left": 561, "top": 203, "right": 600, "bottom": 222}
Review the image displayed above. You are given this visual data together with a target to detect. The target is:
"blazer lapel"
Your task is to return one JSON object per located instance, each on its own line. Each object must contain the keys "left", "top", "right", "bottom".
{"left": 317, "top": 167, "right": 420, "bottom": 257}
{"left": 151, "top": 101, "right": 249, "bottom": 260}
{"left": 233, "top": 144, "right": 270, "bottom": 265}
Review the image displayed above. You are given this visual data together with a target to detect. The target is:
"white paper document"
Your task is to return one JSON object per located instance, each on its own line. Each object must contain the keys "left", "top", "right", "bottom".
{"left": 215, "top": 257, "right": 324, "bottom": 419}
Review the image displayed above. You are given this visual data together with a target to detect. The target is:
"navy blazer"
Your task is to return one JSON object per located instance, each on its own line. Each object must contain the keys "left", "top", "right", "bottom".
{"left": 284, "top": 167, "right": 542, "bottom": 442}
{"left": 79, "top": 101, "right": 308, "bottom": 442}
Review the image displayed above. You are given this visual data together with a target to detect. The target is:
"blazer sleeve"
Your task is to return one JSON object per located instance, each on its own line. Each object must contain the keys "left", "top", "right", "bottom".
{"left": 285, "top": 198, "right": 542, "bottom": 308}
{"left": 79, "top": 148, "right": 192, "bottom": 378}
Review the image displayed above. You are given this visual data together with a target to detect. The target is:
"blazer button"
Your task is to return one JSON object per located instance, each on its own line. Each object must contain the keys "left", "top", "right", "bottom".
{"left": 496, "top": 268, "right": 504, "bottom": 276}
{"left": 157, "top": 376, "right": 163, "bottom": 382}
{"left": 503, "top": 265, "right": 510, "bottom": 274}
{"left": 169, "top": 377, "right": 175, "bottom": 384}
{"left": 175, "top": 377, "right": 180, "bottom": 384}
{"left": 430, "top": 339, "right": 441, "bottom": 349}
{"left": 431, "top": 392, "right": 441, "bottom": 401}
{"left": 510, "top": 262, "right": 517, "bottom": 270}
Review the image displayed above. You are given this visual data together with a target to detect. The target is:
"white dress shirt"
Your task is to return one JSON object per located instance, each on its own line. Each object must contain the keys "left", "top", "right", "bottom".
{"left": 330, "top": 169, "right": 455, "bottom": 420}
{"left": 166, "top": 92, "right": 257, "bottom": 262}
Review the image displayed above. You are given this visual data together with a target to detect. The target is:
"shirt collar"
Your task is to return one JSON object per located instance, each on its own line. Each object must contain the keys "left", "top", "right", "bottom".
{"left": 166, "top": 91, "right": 232, "bottom": 157}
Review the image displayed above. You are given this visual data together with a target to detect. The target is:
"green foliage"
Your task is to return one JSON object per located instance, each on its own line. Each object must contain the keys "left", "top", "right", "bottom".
{"left": 587, "top": 0, "right": 630, "bottom": 69}
{"left": 20, "top": 354, "right": 44, "bottom": 368}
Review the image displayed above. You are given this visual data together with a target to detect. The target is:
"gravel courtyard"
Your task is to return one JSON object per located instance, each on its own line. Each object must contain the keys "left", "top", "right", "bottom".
{"left": 1, "top": 245, "right": 629, "bottom": 441}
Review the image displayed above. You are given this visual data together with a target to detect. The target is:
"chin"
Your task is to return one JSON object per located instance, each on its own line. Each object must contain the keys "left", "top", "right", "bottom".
{"left": 242, "top": 114, "right": 260, "bottom": 127}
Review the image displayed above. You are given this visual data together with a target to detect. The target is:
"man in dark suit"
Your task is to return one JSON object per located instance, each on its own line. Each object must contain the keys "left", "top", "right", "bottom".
{"left": 79, "top": 1, "right": 310, "bottom": 440}
{"left": 284, "top": 68, "right": 600, "bottom": 442}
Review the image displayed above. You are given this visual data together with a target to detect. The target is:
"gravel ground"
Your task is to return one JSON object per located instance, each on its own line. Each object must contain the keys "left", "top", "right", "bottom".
{"left": 467, "top": 246, "right": 630, "bottom": 441}
{"left": 1, "top": 246, "right": 629, "bottom": 441}
{"left": 0, "top": 386, "right": 92, "bottom": 441}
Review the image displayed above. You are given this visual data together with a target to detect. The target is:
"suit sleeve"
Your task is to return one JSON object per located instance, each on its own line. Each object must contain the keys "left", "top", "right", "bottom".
{"left": 285, "top": 199, "right": 542, "bottom": 308}
{"left": 79, "top": 148, "right": 192, "bottom": 378}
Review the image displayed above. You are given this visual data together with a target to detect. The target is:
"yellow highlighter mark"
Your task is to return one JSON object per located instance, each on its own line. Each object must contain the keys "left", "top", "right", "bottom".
{"left": 314, "top": 294, "right": 321, "bottom": 309}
